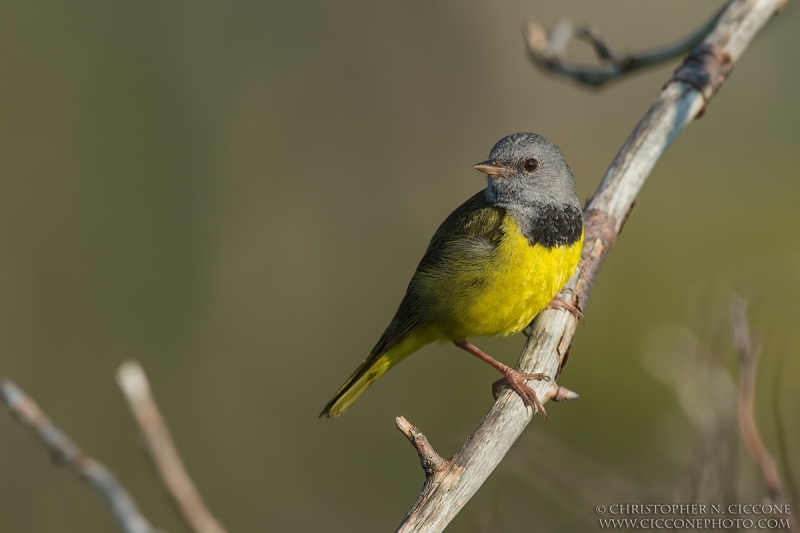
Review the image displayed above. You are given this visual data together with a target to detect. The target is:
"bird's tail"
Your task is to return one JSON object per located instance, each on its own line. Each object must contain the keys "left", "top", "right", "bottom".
{"left": 320, "top": 330, "right": 432, "bottom": 419}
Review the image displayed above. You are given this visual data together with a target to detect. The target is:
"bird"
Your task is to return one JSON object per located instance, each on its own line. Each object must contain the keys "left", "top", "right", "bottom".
{"left": 320, "top": 133, "right": 583, "bottom": 419}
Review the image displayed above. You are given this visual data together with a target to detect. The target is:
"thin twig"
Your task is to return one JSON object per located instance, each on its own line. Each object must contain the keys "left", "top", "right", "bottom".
{"left": 0, "top": 379, "right": 157, "bottom": 533}
{"left": 771, "top": 348, "right": 800, "bottom": 515}
{"left": 117, "top": 361, "right": 227, "bottom": 533}
{"left": 396, "top": 417, "right": 448, "bottom": 476}
{"left": 523, "top": 2, "right": 728, "bottom": 88}
{"left": 731, "top": 298, "right": 795, "bottom": 527}
{"left": 397, "top": 1, "right": 786, "bottom": 531}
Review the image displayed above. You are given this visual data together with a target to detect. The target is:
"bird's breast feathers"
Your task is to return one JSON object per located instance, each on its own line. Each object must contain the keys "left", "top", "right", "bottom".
{"left": 463, "top": 215, "right": 583, "bottom": 337}
{"left": 417, "top": 211, "right": 583, "bottom": 340}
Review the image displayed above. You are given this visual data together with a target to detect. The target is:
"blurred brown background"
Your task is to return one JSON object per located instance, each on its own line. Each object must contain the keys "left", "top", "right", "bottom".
{"left": 1, "top": 1, "right": 798, "bottom": 532}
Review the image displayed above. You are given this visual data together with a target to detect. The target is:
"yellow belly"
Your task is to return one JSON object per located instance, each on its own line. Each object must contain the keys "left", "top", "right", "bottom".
{"left": 437, "top": 217, "right": 583, "bottom": 339}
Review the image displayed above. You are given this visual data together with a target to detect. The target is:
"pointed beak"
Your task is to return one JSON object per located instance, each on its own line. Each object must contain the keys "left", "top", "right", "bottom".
{"left": 473, "top": 159, "right": 513, "bottom": 178}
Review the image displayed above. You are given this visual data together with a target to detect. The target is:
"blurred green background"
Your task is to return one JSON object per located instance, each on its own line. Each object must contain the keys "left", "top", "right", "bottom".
{"left": 1, "top": 1, "right": 798, "bottom": 532}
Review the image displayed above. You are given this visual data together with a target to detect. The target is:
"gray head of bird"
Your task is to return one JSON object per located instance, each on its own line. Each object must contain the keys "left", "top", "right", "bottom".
{"left": 474, "top": 133, "right": 579, "bottom": 210}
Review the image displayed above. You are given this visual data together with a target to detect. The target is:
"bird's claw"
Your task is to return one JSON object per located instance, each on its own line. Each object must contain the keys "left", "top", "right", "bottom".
{"left": 546, "top": 297, "right": 584, "bottom": 323}
{"left": 492, "top": 371, "right": 550, "bottom": 420}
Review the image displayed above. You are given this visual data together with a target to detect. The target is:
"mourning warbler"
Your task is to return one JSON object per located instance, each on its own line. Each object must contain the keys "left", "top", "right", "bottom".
{"left": 321, "top": 133, "right": 583, "bottom": 419}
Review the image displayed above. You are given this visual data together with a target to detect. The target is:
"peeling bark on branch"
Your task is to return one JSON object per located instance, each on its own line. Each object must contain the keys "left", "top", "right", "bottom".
{"left": 397, "top": 2, "right": 786, "bottom": 531}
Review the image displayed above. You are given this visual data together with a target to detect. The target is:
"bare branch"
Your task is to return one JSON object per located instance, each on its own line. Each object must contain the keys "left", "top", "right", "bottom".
{"left": 397, "top": 1, "right": 786, "bottom": 531}
{"left": 0, "top": 379, "right": 157, "bottom": 533}
{"left": 731, "top": 298, "right": 796, "bottom": 527}
{"left": 395, "top": 416, "right": 448, "bottom": 476}
{"left": 117, "top": 361, "right": 227, "bottom": 533}
{"left": 523, "top": 3, "right": 727, "bottom": 88}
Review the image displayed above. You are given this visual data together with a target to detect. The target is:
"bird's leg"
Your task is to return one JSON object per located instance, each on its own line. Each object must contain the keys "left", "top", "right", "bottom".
{"left": 546, "top": 296, "right": 585, "bottom": 323}
{"left": 454, "top": 340, "right": 550, "bottom": 419}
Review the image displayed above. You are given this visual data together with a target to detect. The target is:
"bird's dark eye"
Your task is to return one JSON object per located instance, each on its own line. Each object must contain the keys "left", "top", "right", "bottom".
{"left": 523, "top": 158, "right": 539, "bottom": 172}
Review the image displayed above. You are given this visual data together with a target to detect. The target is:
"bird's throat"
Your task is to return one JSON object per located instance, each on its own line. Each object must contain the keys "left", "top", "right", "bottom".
{"left": 509, "top": 203, "right": 583, "bottom": 249}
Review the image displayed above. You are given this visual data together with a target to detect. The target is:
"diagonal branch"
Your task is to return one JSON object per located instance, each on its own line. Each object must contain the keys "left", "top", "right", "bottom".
{"left": 523, "top": 2, "right": 727, "bottom": 88}
{"left": 397, "top": 1, "right": 786, "bottom": 531}
{"left": 117, "top": 361, "right": 227, "bottom": 533}
{"left": 0, "top": 379, "right": 157, "bottom": 533}
{"left": 731, "top": 298, "right": 796, "bottom": 527}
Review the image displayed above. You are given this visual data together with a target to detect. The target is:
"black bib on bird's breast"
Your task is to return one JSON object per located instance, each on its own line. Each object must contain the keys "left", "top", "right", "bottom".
{"left": 515, "top": 204, "right": 583, "bottom": 249}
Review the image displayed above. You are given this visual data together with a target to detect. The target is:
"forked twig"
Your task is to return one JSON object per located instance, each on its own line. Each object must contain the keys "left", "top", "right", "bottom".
{"left": 117, "top": 361, "right": 227, "bottom": 533}
{"left": 0, "top": 379, "right": 157, "bottom": 533}
{"left": 523, "top": 3, "right": 727, "bottom": 87}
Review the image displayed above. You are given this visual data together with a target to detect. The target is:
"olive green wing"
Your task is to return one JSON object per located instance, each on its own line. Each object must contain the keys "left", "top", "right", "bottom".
{"left": 370, "top": 190, "right": 505, "bottom": 355}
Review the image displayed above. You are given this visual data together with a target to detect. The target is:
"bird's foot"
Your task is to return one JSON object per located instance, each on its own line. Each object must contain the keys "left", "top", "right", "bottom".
{"left": 453, "top": 339, "right": 550, "bottom": 419}
{"left": 492, "top": 370, "right": 550, "bottom": 420}
{"left": 546, "top": 296, "right": 584, "bottom": 323}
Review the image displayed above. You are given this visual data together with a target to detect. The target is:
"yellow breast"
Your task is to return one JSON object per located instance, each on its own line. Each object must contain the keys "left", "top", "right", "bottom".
{"left": 444, "top": 216, "right": 583, "bottom": 339}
